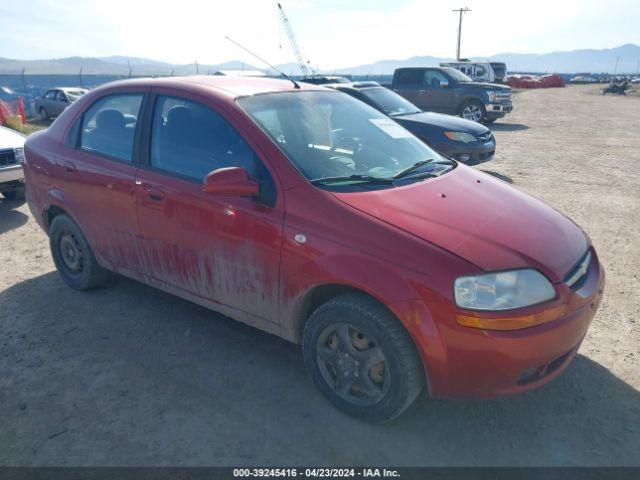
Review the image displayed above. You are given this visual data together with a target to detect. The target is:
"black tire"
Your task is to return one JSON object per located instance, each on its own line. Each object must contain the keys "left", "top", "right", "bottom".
{"left": 302, "top": 293, "right": 424, "bottom": 422}
{"left": 2, "top": 187, "right": 25, "bottom": 200}
{"left": 49, "top": 214, "right": 110, "bottom": 290}
{"left": 459, "top": 99, "right": 486, "bottom": 122}
{"left": 39, "top": 107, "right": 49, "bottom": 121}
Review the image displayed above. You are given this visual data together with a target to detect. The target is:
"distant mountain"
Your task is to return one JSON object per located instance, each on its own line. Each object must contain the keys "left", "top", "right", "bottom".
{"left": 486, "top": 44, "right": 640, "bottom": 74}
{"left": 332, "top": 44, "right": 640, "bottom": 75}
{"left": 0, "top": 44, "right": 637, "bottom": 76}
{"left": 0, "top": 56, "right": 261, "bottom": 76}
{"left": 333, "top": 55, "right": 452, "bottom": 75}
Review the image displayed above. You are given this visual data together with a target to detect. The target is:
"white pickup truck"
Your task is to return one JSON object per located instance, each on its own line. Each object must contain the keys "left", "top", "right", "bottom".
{"left": 0, "top": 125, "right": 26, "bottom": 200}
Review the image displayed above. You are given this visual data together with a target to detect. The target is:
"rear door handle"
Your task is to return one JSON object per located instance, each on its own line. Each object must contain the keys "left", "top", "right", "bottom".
{"left": 64, "top": 161, "right": 76, "bottom": 172}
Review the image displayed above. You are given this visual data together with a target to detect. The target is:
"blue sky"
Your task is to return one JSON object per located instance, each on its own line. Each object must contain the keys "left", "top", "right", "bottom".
{"left": 1, "top": 0, "right": 639, "bottom": 68}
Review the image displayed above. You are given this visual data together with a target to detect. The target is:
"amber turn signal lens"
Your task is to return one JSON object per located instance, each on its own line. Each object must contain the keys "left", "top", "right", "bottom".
{"left": 456, "top": 305, "right": 569, "bottom": 331}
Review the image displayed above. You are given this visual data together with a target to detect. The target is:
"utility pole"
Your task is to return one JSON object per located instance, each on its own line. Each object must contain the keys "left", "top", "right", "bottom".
{"left": 452, "top": 7, "right": 471, "bottom": 60}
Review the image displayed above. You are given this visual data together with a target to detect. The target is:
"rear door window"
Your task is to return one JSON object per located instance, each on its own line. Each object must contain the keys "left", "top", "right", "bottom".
{"left": 80, "top": 94, "right": 143, "bottom": 162}
{"left": 395, "top": 70, "right": 424, "bottom": 85}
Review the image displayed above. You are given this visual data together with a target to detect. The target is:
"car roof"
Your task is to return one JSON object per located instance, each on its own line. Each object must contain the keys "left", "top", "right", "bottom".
{"left": 300, "top": 76, "right": 350, "bottom": 84}
{"left": 326, "top": 81, "right": 381, "bottom": 91}
{"left": 99, "top": 75, "right": 323, "bottom": 98}
{"left": 396, "top": 67, "right": 443, "bottom": 70}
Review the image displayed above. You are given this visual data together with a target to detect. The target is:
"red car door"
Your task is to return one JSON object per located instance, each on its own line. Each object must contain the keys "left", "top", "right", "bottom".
{"left": 133, "top": 91, "right": 284, "bottom": 324}
{"left": 59, "top": 91, "right": 146, "bottom": 270}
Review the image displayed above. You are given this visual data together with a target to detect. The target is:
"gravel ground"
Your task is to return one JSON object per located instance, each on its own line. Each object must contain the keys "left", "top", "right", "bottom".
{"left": 0, "top": 84, "right": 638, "bottom": 466}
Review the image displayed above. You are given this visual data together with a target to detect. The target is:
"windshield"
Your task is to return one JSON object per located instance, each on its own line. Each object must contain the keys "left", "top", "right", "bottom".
{"left": 442, "top": 67, "right": 472, "bottom": 83}
{"left": 65, "top": 89, "right": 87, "bottom": 101}
{"left": 491, "top": 63, "right": 506, "bottom": 78}
{"left": 359, "top": 88, "right": 421, "bottom": 117}
{"left": 238, "top": 91, "right": 446, "bottom": 184}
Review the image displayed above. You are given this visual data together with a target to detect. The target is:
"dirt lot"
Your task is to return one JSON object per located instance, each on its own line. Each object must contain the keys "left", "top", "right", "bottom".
{"left": 1, "top": 85, "right": 639, "bottom": 466}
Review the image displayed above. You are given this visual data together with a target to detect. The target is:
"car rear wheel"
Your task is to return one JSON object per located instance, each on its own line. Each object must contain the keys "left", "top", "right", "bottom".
{"left": 302, "top": 293, "right": 424, "bottom": 422}
{"left": 39, "top": 108, "right": 49, "bottom": 121}
{"left": 2, "top": 187, "right": 25, "bottom": 200}
{"left": 460, "top": 100, "right": 485, "bottom": 122}
{"left": 49, "top": 214, "right": 111, "bottom": 290}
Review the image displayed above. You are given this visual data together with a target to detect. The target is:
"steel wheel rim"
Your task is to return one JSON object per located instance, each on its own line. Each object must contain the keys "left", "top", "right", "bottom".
{"left": 462, "top": 104, "right": 482, "bottom": 121}
{"left": 316, "top": 322, "right": 390, "bottom": 406}
{"left": 59, "top": 231, "right": 84, "bottom": 274}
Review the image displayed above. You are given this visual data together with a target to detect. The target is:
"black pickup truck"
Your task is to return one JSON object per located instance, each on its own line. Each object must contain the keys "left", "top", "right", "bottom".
{"left": 389, "top": 67, "right": 512, "bottom": 123}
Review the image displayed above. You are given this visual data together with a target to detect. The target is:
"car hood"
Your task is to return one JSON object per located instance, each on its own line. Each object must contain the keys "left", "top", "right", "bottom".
{"left": 461, "top": 81, "right": 511, "bottom": 91}
{"left": 332, "top": 165, "right": 587, "bottom": 282}
{"left": 0, "top": 126, "right": 26, "bottom": 149}
{"left": 395, "top": 112, "right": 488, "bottom": 134}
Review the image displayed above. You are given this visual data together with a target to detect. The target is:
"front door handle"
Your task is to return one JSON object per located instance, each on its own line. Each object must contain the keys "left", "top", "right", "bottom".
{"left": 143, "top": 184, "right": 165, "bottom": 201}
{"left": 64, "top": 161, "right": 76, "bottom": 172}
{"left": 34, "top": 162, "right": 50, "bottom": 175}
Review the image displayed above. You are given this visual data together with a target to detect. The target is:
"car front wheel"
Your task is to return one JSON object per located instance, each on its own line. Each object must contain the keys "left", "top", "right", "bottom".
{"left": 2, "top": 187, "right": 25, "bottom": 200}
{"left": 460, "top": 100, "right": 486, "bottom": 122}
{"left": 39, "top": 108, "right": 49, "bottom": 121}
{"left": 302, "top": 293, "right": 425, "bottom": 422}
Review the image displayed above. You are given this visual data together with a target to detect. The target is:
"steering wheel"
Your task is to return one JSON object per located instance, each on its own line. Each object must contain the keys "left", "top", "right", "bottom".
{"left": 331, "top": 136, "right": 363, "bottom": 156}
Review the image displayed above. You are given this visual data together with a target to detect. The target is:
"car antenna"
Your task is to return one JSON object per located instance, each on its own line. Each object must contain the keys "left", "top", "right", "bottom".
{"left": 224, "top": 35, "right": 300, "bottom": 89}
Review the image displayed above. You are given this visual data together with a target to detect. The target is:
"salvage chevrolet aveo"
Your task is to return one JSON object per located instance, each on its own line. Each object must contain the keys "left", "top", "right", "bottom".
{"left": 24, "top": 77, "right": 604, "bottom": 421}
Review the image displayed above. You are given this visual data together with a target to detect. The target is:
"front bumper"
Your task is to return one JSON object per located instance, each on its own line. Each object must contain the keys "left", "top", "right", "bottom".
{"left": 434, "top": 141, "right": 496, "bottom": 166}
{"left": 485, "top": 102, "right": 513, "bottom": 118}
{"left": 395, "top": 251, "right": 605, "bottom": 398}
{"left": 0, "top": 165, "right": 24, "bottom": 186}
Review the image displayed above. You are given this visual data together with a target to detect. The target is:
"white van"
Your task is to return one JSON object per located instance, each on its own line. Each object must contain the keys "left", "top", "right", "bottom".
{"left": 440, "top": 61, "right": 506, "bottom": 84}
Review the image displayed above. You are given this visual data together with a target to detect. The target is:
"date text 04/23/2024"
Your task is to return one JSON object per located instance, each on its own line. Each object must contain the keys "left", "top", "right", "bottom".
{"left": 232, "top": 468, "right": 400, "bottom": 478}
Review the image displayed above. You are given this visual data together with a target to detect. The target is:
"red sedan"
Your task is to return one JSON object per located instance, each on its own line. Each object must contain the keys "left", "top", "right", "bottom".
{"left": 23, "top": 76, "right": 604, "bottom": 421}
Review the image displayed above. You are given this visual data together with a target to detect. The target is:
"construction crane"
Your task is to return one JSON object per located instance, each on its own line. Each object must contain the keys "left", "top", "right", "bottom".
{"left": 277, "top": 2, "right": 310, "bottom": 76}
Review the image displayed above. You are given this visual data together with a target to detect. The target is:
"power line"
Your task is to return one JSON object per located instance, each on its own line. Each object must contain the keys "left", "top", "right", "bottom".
{"left": 452, "top": 7, "right": 471, "bottom": 61}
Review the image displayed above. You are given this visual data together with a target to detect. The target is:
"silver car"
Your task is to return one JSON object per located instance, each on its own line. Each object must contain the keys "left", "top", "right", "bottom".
{"left": 0, "top": 125, "right": 26, "bottom": 200}
{"left": 35, "top": 87, "right": 88, "bottom": 120}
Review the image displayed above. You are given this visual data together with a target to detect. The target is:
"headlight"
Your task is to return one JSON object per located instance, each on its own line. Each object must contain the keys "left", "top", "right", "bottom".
{"left": 443, "top": 131, "right": 476, "bottom": 143}
{"left": 487, "top": 91, "right": 497, "bottom": 102}
{"left": 14, "top": 147, "right": 25, "bottom": 163}
{"left": 454, "top": 269, "right": 556, "bottom": 311}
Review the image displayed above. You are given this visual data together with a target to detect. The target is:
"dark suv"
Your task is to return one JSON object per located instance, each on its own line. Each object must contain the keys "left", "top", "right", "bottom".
{"left": 390, "top": 67, "right": 513, "bottom": 123}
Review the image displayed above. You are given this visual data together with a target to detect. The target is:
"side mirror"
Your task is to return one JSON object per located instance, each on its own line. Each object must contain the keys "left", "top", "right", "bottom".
{"left": 202, "top": 167, "right": 259, "bottom": 198}
{"left": 439, "top": 80, "right": 450, "bottom": 88}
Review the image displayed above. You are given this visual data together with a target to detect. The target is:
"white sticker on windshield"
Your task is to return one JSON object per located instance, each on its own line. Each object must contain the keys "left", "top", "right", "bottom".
{"left": 369, "top": 118, "right": 413, "bottom": 139}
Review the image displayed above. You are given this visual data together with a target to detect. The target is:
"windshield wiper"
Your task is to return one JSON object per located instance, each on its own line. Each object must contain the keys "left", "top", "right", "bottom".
{"left": 393, "top": 159, "right": 435, "bottom": 179}
{"left": 310, "top": 174, "right": 395, "bottom": 185}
